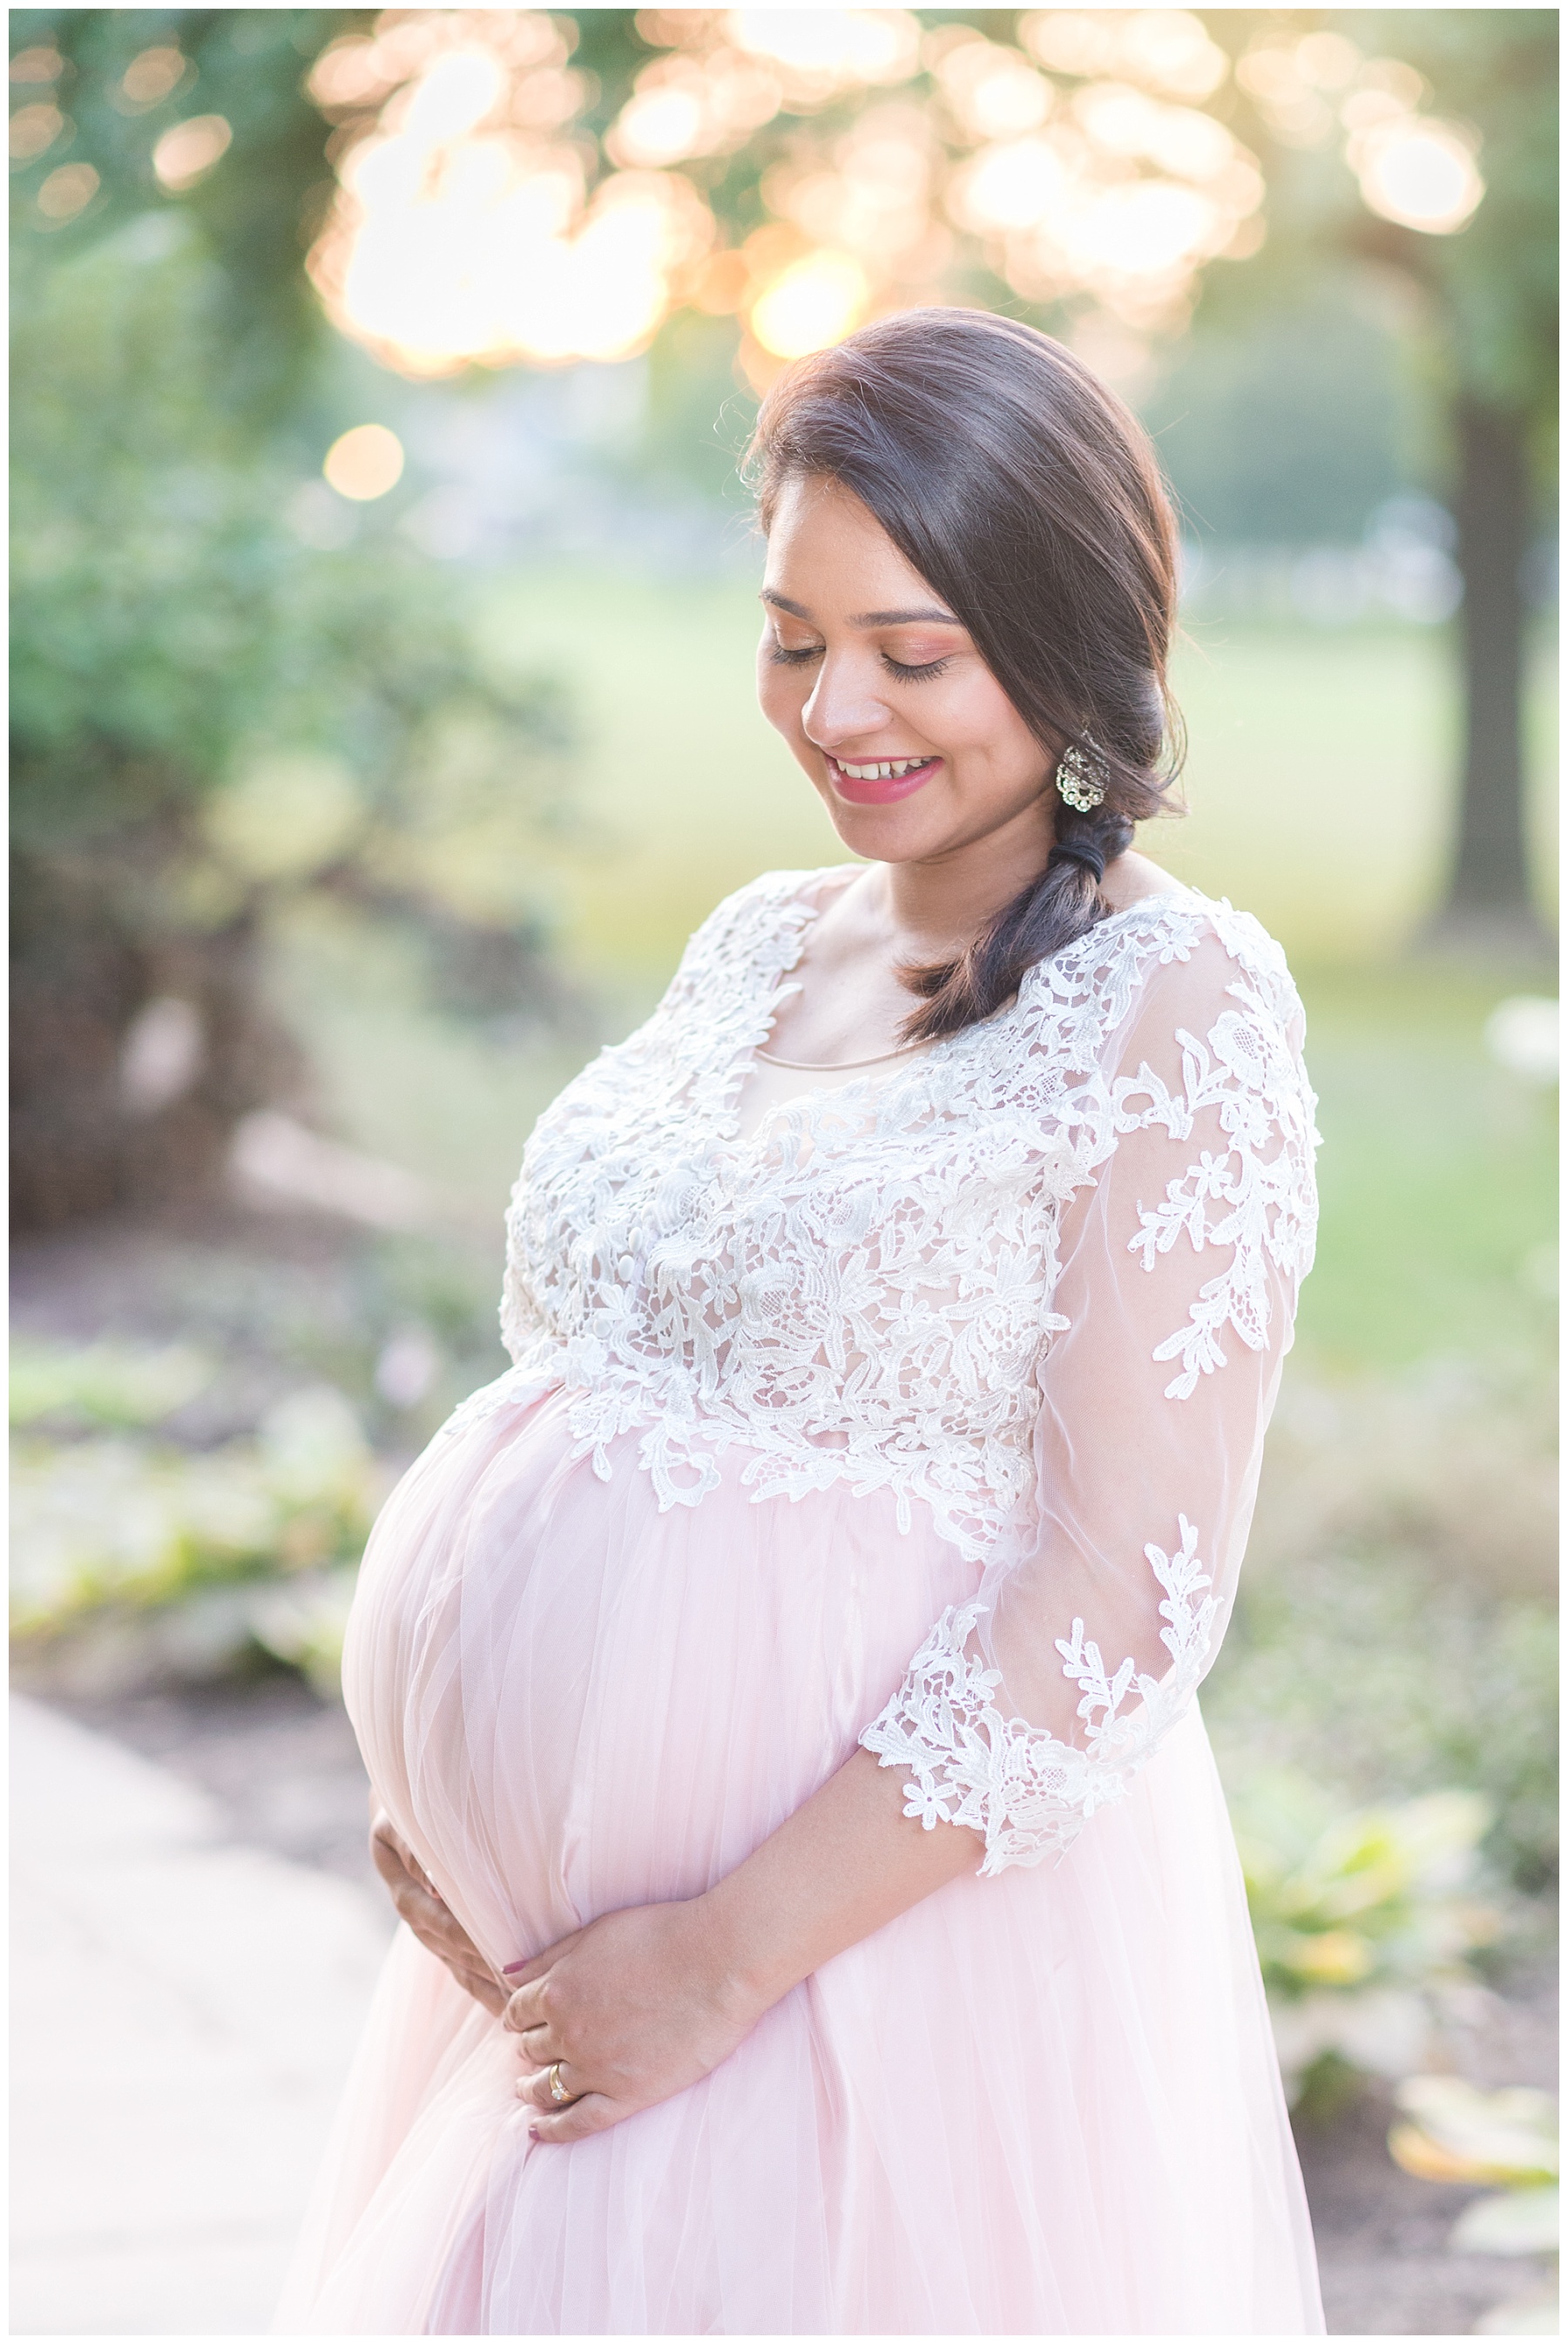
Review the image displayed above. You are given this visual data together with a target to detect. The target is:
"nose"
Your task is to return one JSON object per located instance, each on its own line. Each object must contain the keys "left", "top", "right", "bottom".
{"left": 800, "top": 650, "right": 893, "bottom": 752}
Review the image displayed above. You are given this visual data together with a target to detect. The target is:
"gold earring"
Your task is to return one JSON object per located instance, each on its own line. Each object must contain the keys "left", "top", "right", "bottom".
{"left": 1055, "top": 742, "right": 1108, "bottom": 814}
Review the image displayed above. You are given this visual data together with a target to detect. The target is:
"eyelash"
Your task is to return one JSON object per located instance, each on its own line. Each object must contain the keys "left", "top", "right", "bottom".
{"left": 768, "top": 643, "right": 952, "bottom": 682}
{"left": 882, "top": 654, "right": 951, "bottom": 682}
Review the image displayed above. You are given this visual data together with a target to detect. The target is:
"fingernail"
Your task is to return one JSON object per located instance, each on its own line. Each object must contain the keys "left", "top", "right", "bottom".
{"left": 502, "top": 1960, "right": 527, "bottom": 1975}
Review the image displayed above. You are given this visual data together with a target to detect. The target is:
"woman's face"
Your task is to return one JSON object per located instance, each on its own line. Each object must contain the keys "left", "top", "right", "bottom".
{"left": 756, "top": 474, "right": 1054, "bottom": 868}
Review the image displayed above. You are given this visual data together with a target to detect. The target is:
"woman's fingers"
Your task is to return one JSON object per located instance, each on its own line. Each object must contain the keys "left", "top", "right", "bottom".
{"left": 524, "top": 2092, "right": 618, "bottom": 2144}
{"left": 516, "top": 2058, "right": 582, "bottom": 2113}
{"left": 502, "top": 1966, "right": 567, "bottom": 2035}
{"left": 368, "top": 1818, "right": 427, "bottom": 1898}
{"left": 513, "top": 2061, "right": 625, "bottom": 2141}
{"left": 367, "top": 1814, "right": 509, "bottom": 2016}
{"left": 501, "top": 1928, "right": 585, "bottom": 2007}
{"left": 457, "top": 1967, "right": 510, "bottom": 2019}
{"left": 391, "top": 1874, "right": 458, "bottom": 1947}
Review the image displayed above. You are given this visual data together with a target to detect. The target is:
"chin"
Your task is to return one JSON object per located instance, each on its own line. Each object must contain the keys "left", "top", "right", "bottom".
{"left": 815, "top": 790, "right": 948, "bottom": 864}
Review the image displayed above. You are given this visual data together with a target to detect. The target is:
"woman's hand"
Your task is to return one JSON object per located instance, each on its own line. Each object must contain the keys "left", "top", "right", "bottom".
{"left": 369, "top": 1808, "right": 508, "bottom": 2019}
{"left": 503, "top": 1900, "right": 761, "bottom": 2143}
{"left": 503, "top": 1751, "right": 978, "bottom": 2144}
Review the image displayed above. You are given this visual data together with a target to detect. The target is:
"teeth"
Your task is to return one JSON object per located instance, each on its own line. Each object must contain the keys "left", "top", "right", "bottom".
{"left": 839, "top": 757, "right": 927, "bottom": 780}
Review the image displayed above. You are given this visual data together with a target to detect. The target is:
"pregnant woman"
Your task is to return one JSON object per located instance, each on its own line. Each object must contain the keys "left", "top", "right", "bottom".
{"left": 278, "top": 308, "right": 1323, "bottom": 2334}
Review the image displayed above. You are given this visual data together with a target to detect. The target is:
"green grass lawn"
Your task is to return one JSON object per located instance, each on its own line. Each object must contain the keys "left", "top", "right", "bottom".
{"left": 279, "top": 567, "right": 1557, "bottom": 1384}
{"left": 1293, "top": 965, "right": 1554, "bottom": 1370}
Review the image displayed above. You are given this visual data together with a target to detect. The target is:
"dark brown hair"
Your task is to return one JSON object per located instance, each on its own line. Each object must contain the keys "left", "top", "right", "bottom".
{"left": 746, "top": 308, "right": 1183, "bottom": 1040}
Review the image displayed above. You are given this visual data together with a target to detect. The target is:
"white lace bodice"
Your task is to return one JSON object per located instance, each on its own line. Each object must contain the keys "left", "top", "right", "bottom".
{"left": 466, "top": 866, "right": 1318, "bottom": 1872}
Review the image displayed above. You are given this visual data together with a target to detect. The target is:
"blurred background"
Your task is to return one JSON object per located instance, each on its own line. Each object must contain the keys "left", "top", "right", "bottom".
{"left": 9, "top": 9, "right": 1558, "bottom": 2336}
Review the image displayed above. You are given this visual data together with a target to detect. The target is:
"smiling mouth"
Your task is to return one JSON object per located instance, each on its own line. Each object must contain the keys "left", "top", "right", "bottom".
{"left": 825, "top": 753, "right": 941, "bottom": 804}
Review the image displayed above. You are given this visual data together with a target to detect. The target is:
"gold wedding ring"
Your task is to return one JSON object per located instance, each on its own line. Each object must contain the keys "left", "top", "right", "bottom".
{"left": 547, "top": 2062, "right": 573, "bottom": 2106}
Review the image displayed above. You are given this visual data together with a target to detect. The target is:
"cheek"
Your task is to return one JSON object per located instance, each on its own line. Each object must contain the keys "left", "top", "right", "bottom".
{"left": 756, "top": 654, "right": 808, "bottom": 737}
{"left": 931, "top": 672, "right": 1036, "bottom": 769}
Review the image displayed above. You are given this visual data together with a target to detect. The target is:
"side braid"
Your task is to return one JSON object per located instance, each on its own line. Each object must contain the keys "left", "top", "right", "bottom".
{"left": 898, "top": 798, "right": 1135, "bottom": 1042}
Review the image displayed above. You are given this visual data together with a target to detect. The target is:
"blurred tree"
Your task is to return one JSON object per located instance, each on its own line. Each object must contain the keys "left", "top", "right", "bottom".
{"left": 1209, "top": 9, "right": 1557, "bottom": 946}
{"left": 11, "top": 220, "right": 572, "bottom": 1229}
{"left": 1360, "top": 10, "right": 1556, "bottom": 945}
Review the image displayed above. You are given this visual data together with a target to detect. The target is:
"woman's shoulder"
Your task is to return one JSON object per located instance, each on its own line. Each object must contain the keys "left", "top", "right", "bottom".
{"left": 1019, "top": 878, "right": 1308, "bottom": 1074}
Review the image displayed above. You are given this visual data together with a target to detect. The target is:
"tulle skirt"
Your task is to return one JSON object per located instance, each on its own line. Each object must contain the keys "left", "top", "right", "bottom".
{"left": 274, "top": 1385, "right": 1322, "bottom": 2334}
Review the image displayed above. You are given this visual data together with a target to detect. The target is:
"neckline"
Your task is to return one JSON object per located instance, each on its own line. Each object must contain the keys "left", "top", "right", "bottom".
{"left": 722, "top": 869, "right": 1208, "bottom": 1149}
{"left": 754, "top": 1041, "right": 925, "bottom": 1073}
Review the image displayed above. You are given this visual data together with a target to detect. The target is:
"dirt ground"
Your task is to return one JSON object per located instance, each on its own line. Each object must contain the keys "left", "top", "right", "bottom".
{"left": 39, "top": 1670, "right": 1560, "bottom": 2340}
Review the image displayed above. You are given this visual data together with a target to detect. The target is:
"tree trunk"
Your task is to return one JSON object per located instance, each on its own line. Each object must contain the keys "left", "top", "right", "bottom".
{"left": 1437, "top": 396, "right": 1542, "bottom": 944}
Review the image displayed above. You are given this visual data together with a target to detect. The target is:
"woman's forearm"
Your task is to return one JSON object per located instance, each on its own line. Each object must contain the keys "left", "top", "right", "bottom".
{"left": 503, "top": 1753, "right": 983, "bottom": 2140}
{"left": 700, "top": 1749, "right": 982, "bottom": 2017}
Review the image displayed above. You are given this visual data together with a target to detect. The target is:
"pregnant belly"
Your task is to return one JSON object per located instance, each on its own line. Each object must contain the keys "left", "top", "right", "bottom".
{"left": 342, "top": 1386, "right": 977, "bottom": 1978}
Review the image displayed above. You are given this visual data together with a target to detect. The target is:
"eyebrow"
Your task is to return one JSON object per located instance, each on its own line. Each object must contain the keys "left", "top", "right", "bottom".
{"left": 760, "top": 590, "right": 963, "bottom": 628}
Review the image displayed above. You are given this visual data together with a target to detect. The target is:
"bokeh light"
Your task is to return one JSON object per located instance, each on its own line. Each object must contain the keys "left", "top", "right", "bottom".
{"left": 1232, "top": 31, "right": 1485, "bottom": 240}
{"left": 152, "top": 115, "right": 233, "bottom": 193}
{"left": 9, "top": 44, "right": 63, "bottom": 83}
{"left": 118, "top": 46, "right": 188, "bottom": 110}
{"left": 323, "top": 423, "right": 406, "bottom": 501}
{"left": 10, "top": 103, "right": 64, "bottom": 163}
{"left": 1020, "top": 11, "right": 1228, "bottom": 101}
{"left": 1352, "top": 117, "right": 1484, "bottom": 235}
{"left": 725, "top": 10, "right": 922, "bottom": 100}
{"left": 750, "top": 250, "right": 869, "bottom": 359}
{"left": 37, "top": 163, "right": 99, "bottom": 221}
{"left": 308, "top": 14, "right": 713, "bottom": 375}
{"left": 294, "top": 9, "right": 1484, "bottom": 386}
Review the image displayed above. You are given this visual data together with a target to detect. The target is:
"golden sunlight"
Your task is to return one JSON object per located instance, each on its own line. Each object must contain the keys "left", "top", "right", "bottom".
{"left": 308, "top": 14, "right": 713, "bottom": 375}
{"left": 301, "top": 6, "right": 1269, "bottom": 378}
{"left": 749, "top": 249, "right": 870, "bottom": 358}
{"left": 725, "top": 10, "right": 922, "bottom": 100}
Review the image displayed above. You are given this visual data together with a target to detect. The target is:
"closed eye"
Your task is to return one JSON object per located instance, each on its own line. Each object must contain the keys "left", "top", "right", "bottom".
{"left": 882, "top": 653, "right": 952, "bottom": 681}
{"left": 768, "top": 640, "right": 822, "bottom": 667}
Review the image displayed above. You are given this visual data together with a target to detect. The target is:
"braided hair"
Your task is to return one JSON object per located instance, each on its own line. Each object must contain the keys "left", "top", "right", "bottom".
{"left": 747, "top": 308, "right": 1183, "bottom": 1040}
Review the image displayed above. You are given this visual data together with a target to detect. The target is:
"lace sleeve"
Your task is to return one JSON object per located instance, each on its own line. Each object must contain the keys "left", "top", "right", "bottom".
{"left": 861, "top": 923, "right": 1320, "bottom": 1874}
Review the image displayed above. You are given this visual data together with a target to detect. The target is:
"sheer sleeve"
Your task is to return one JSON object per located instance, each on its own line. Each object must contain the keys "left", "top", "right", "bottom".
{"left": 861, "top": 923, "right": 1320, "bottom": 1874}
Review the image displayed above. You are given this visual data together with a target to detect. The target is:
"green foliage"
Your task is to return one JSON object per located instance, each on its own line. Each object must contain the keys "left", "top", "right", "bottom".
{"left": 1230, "top": 1768, "right": 1501, "bottom": 2108}
{"left": 1390, "top": 2075, "right": 1558, "bottom": 2331}
{"left": 10, "top": 208, "right": 575, "bottom": 1223}
{"left": 1207, "top": 10, "right": 1558, "bottom": 442}
{"left": 10, "top": 1383, "right": 382, "bottom": 1643}
{"left": 10, "top": 8, "right": 365, "bottom": 413}
{"left": 1210, "top": 1540, "right": 1556, "bottom": 1897}
{"left": 10, "top": 1338, "right": 213, "bottom": 1429}
{"left": 1349, "top": 9, "right": 1558, "bottom": 425}
{"left": 1236, "top": 1772, "right": 1497, "bottom": 1997}
{"left": 12, "top": 220, "right": 569, "bottom": 867}
{"left": 1143, "top": 283, "right": 1419, "bottom": 542}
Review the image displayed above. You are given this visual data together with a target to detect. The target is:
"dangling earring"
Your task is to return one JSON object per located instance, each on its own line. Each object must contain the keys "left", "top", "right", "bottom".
{"left": 1055, "top": 741, "right": 1108, "bottom": 814}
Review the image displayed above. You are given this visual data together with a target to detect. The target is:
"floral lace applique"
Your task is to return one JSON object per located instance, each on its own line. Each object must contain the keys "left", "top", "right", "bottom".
{"left": 860, "top": 1518, "right": 1219, "bottom": 1874}
{"left": 1112, "top": 990, "right": 1319, "bottom": 1399}
{"left": 449, "top": 871, "right": 1315, "bottom": 1574}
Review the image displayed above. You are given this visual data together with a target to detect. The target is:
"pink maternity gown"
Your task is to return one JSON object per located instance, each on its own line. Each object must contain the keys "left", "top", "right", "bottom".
{"left": 276, "top": 866, "right": 1325, "bottom": 2334}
